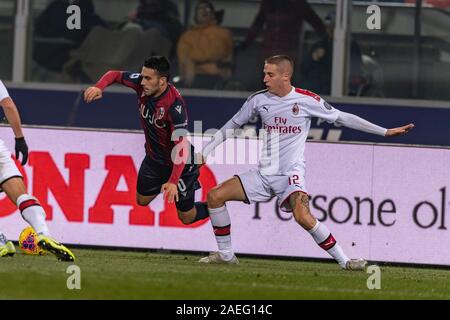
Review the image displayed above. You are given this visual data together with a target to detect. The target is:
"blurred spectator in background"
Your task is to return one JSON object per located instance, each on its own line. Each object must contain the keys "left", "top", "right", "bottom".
{"left": 176, "top": 1, "right": 233, "bottom": 89}
{"left": 32, "top": 0, "right": 106, "bottom": 82}
{"left": 241, "top": 0, "right": 328, "bottom": 63}
{"left": 63, "top": 0, "right": 175, "bottom": 83}
{"left": 127, "top": 0, "right": 183, "bottom": 56}
{"left": 300, "top": 12, "right": 364, "bottom": 96}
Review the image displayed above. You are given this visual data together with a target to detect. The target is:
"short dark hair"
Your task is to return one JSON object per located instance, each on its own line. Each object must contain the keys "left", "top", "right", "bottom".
{"left": 143, "top": 56, "right": 171, "bottom": 80}
{"left": 264, "top": 55, "right": 295, "bottom": 73}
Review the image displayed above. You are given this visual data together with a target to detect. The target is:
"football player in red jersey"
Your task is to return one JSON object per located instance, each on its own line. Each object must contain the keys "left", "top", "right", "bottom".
{"left": 85, "top": 56, "right": 210, "bottom": 225}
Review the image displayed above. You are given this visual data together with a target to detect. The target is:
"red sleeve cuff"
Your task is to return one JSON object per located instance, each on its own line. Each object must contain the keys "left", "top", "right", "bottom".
{"left": 167, "top": 137, "right": 189, "bottom": 185}
{"left": 168, "top": 163, "right": 184, "bottom": 185}
{"left": 95, "top": 71, "right": 123, "bottom": 91}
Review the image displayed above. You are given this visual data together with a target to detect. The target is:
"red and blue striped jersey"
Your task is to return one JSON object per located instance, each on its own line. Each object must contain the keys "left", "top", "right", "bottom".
{"left": 95, "top": 70, "right": 194, "bottom": 184}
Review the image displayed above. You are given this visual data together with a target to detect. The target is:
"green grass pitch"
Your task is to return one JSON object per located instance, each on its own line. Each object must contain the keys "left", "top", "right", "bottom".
{"left": 1, "top": 248, "right": 449, "bottom": 299}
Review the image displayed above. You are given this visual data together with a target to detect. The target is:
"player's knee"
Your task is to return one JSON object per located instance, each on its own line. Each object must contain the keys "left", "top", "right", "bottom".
{"left": 136, "top": 199, "right": 149, "bottom": 207}
{"left": 177, "top": 206, "right": 197, "bottom": 225}
{"left": 178, "top": 213, "right": 194, "bottom": 225}
{"left": 207, "top": 187, "right": 224, "bottom": 207}
{"left": 136, "top": 195, "right": 150, "bottom": 207}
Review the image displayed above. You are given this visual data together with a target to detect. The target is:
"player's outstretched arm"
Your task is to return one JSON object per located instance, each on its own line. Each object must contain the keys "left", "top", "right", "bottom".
{"left": 84, "top": 70, "right": 126, "bottom": 103}
{"left": 84, "top": 86, "right": 103, "bottom": 103}
{"left": 335, "top": 111, "right": 414, "bottom": 137}
{"left": 385, "top": 123, "right": 415, "bottom": 137}
{"left": 202, "top": 118, "right": 241, "bottom": 160}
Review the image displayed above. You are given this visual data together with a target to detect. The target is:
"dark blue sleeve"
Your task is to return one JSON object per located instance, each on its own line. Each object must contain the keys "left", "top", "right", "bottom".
{"left": 121, "top": 72, "right": 142, "bottom": 92}
{"left": 168, "top": 98, "right": 188, "bottom": 131}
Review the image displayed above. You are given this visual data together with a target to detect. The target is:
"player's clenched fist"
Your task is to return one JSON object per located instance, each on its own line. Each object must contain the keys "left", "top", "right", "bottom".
{"left": 84, "top": 86, "right": 103, "bottom": 103}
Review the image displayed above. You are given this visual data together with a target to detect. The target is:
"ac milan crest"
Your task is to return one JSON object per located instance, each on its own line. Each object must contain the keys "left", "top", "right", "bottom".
{"left": 292, "top": 103, "right": 299, "bottom": 115}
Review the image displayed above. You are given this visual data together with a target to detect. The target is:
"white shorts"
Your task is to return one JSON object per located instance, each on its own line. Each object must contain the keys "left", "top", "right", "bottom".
{"left": 236, "top": 169, "right": 308, "bottom": 212}
{"left": 0, "top": 139, "right": 22, "bottom": 191}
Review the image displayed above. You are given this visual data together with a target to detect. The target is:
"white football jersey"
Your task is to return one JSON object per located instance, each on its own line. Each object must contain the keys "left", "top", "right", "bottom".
{"left": 232, "top": 87, "right": 341, "bottom": 175}
{"left": 0, "top": 80, "right": 10, "bottom": 102}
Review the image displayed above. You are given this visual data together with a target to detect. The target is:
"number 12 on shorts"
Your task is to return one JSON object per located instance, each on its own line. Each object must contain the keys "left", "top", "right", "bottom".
{"left": 288, "top": 174, "right": 300, "bottom": 185}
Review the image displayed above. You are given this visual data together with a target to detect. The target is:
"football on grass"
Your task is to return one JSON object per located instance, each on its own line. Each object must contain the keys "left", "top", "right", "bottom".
{"left": 19, "top": 226, "right": 46, "bottom": 255}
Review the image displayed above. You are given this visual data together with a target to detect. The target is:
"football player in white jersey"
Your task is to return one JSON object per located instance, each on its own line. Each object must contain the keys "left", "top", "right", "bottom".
{"left": 0, "top": 80, "right": 75, "bottom": 261}
{"left": 198, "top": 55, "right": 414, "bottom": 269}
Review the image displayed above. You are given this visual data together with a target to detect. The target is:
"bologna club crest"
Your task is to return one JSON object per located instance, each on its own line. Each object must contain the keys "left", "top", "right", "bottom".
{"left": 158, "top": 107, "right": 165, "bottom": 119}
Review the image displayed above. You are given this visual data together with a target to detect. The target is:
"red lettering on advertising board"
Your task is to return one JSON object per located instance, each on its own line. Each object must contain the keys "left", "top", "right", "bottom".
{"left": 28, "top": 152, "right": 89, "bottom": 221}
{"left": 2, "top": 151, "right": 218, "bottom": 229}
{"left": 88, "top": 155, "right": 155, "bottom": 225}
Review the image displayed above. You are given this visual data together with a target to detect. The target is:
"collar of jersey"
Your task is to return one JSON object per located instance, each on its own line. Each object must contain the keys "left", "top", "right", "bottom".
{"left": 269, "top": 86, "right": 295, "bottom": 100}
{"left": 151, "top": 84, "right": 170, "bottom": 102}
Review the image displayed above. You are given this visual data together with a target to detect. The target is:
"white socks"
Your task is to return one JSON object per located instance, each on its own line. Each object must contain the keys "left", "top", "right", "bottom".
{"left": 308, "top": 220, "right": 349, "bottom": 268}
{"left": 208, "top": 205, "right": 234, "bottom": 261}
{"left": 17, "top": 194, "right": 50, "bottom": 237}
{"left": 206, "top": 207, "right": 349, "bottom": 267}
